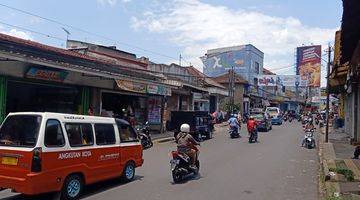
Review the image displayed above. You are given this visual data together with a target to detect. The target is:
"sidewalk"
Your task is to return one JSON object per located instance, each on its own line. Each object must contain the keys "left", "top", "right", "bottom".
{"left": 319, "top": 126, "right": 360, "bottom": 199}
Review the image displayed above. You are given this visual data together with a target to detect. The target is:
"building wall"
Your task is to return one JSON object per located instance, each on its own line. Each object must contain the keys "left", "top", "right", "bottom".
{"left": 203, "top": 44, "right": 264, "bottom": 86}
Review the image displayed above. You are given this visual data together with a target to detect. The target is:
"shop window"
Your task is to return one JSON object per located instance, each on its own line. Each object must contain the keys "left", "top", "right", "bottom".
{"left": 117, "top": 124, "right": 138, "bottom": 143}
{"left": 94, "top": 124, "right": 116, "bottom": 145}
{"left": 45, "top": 119, "right": 65, "bottom": 147}
{"left": 65, "top": 123, "right": 94, "bottom": 147}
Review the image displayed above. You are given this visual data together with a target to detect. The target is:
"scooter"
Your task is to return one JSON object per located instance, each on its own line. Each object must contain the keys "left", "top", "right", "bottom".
{"left": 170, "top": 146, "right": 200, "bottom": 183}
{"left": 137, "top": 122, "right": 153, "bottom": 149}
{"left": 248, "top": 129, "right": 258, "bottom": 143}
{"left": 229, "top": 126, "right": 240, "bottom": 138}
{"left": 289, "top": 116, "right": 293, "bottom": 122}
{"left": 302, "top": 129, "right": 316, "bottom": 149}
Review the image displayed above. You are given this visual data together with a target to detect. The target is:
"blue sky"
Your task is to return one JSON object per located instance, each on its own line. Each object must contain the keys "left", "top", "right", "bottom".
{"left": 0, "top": 0, "right": 342, "bottom": 84}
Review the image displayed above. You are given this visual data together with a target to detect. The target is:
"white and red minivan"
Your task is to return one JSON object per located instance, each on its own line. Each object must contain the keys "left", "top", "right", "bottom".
{"left": 0, "top": 112, "right": 143, "bottom": 199}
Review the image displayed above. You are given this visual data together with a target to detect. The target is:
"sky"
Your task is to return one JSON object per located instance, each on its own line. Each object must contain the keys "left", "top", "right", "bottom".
{"left": 0, "top": 0, "right": 343, "bottom": 86}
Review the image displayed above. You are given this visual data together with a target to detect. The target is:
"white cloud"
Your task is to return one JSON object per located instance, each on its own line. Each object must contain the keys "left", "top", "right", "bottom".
{"left": 97, "top": 0, "right": 118, "bottom": 6}
{"left": 0, "top": 26, "right": 32, "bottom": 40}
{"left": 131, "top": 0, "right": 337, "bottom": 80}
{"left": 96, "top": 0, "right": 131, "bottom": 6}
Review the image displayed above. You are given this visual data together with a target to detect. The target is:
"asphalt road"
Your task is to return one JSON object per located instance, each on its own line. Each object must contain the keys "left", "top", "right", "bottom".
{"left": 0, "top": 121, "right": 318, "bottom": 200}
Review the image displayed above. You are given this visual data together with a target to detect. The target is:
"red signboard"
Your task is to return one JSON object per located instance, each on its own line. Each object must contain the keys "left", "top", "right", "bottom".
{"left": 296, "top": 45, "right": 321, "bottom": 87}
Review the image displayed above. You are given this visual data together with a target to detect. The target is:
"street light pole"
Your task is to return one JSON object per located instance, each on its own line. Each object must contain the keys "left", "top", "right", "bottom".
{"left": 325, "top": 44, "right": 332, "bottom": 143}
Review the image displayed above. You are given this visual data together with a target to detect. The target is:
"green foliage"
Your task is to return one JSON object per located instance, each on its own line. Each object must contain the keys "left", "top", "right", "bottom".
{"left": 329, "top": 167, "right": 354, "bottom": 182}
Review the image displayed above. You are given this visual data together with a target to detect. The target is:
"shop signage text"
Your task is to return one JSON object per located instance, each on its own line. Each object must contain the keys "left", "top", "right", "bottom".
{"left": 26, "top": 67, "right": 68, "bottom": 82}
{"left": 116, "top": 80, "right": 171, "bottom": 96}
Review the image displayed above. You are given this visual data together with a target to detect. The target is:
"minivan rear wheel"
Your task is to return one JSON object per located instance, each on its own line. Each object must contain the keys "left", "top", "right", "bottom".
{"left": 61, "top": 174, "right": 83, "bottom": 200}
{"left": 122, "top": 162, "right": 135, "bottom": 182}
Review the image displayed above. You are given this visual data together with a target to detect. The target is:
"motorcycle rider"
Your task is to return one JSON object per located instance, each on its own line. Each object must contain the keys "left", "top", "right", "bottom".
{"left": 228, "top": 114, "right": 241, "bottom": 135}
{"left": 176, "top": 124, "right": 200, "bottom": 170}
{"left": 247, "top": 116, "right": 258, "bottom": 143}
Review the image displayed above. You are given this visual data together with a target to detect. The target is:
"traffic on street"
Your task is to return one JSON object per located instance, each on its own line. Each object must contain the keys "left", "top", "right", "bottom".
{"left": 0, "top": 118, "right": 318, "bottom": 200}
{"left": 0, "top": 1, "right": 358, "bottom": 199}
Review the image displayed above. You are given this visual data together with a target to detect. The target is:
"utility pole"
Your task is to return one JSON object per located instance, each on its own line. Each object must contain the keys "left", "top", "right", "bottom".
{"left": 179, "top": 54, "right": 182, "bottom": 66}
{"left": 325, "top": 44, "right": 332, "bottom": 143}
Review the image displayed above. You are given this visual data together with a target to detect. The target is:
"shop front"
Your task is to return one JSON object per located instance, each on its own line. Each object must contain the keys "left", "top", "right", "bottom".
{"left": 193, "top": 92, "right": 210, "bottom": 111}
{"left": 100, "top": 79, "right": 171, "bottom": 132}
{"left": 0, "top": 66, "right": 91, "bottom": 122}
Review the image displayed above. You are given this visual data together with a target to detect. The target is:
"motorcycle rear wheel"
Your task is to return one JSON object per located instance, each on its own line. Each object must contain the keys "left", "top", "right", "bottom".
{"left": 172, "top": 170, "right": 182, "bottom": 183}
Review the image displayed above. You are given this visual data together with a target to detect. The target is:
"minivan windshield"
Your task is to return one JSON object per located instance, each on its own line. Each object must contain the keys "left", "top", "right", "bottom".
{"left": 0, "top": 115, "right": 42, "bottom": 147}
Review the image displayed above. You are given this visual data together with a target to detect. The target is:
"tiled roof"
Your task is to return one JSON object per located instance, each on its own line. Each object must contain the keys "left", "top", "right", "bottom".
{"left": 0, "top": 33, "right": 160, "bottom": 81}
{"left": 263, "top": 68, "right": 276, "bottom": 75}
{"left": 185, "top": 66, "right": 225, "bottom": 89}
{"left": 211, "top": 72, "right": 248, "bottom": 84}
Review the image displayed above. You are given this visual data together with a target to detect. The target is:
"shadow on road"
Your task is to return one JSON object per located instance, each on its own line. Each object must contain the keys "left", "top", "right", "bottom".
{"left": 171, "top": 174, "right": 203, "bottom": 185}
{"left": 0, "top": 175, "right": 144, "bottom": 200}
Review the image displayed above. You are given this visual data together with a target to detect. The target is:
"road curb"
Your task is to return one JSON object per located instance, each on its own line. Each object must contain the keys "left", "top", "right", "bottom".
{"left": 317, "top": 129, "right": 341, "bottom": 199}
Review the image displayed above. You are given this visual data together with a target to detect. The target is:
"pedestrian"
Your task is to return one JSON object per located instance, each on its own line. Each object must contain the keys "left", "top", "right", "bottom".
{"left": 353, "top": 146, "right": 360, "bottom": 159}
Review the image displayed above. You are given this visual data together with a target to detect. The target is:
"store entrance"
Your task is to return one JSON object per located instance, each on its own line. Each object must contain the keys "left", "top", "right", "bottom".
{"left": 6, "top": 80, "right": 81, "bottom": 114}
{"left": 101, "top": 92, "right": 147, "bottom": 127}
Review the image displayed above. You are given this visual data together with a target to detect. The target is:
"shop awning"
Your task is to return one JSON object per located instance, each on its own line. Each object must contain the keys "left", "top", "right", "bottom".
{"left": 115, "top": 79, "right": 172, "bottom": 96}
{"left": 207, "top": 87, "right": 228, "bottom": 96}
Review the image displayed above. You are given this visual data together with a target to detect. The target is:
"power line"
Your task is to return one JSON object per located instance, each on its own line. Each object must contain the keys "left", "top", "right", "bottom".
{"left": 0, "top": 2, "right": 192, "bottom": 65}
{"left": 0, "top": 21, "right": 65, "bottom": 41}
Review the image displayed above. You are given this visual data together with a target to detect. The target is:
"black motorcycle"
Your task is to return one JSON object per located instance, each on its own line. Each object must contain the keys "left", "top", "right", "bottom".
{"left": 229, "top": 126, "right": 240, "bottom": 138}
{"left": 137, "top": 122, "right": 153, "bottom": 149}
{"left": 289, "top": 117, "right": 293, "bottom": 122}
{"left": 248, "top": 130, "right": 258, "bottom": 143}
{"left": 170, "top": 147, "right": 200, "bottom": 183}
{"left": 302, "top": 129, "right": 316, "bottom": 149}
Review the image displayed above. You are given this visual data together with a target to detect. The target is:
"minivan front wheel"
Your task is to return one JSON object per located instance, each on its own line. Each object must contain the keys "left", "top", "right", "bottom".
{"left": 61, "top": 174, "right": 83, "bottom": 200}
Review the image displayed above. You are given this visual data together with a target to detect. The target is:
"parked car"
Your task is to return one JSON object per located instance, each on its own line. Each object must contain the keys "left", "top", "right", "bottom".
{"left": 265, "top": 107, "right": 283, "bottom": 125}
{"left": 251, "top": 112, "right": 272, "bottom": 132}
{"left": 169, "top": 111, "right": 213, "bottom": 141}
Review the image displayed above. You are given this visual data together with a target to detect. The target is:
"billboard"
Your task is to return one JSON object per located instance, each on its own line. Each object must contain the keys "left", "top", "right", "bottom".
{"left": 296, "top": 45, "right": 321, "bottom": 87}
{"left": 276, "top": 75, "right": 301, "bottom": 87}
{"left": 257, "top": 75, "right": 276, "bottom": 86}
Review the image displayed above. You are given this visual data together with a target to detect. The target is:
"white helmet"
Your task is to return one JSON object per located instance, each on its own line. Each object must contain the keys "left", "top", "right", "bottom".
{"left": 180, "top": 123, "right": 190, "bottom": 133}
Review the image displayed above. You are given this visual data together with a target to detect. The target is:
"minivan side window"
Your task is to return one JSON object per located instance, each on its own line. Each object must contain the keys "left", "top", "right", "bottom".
{"left": 65, "top": 123, "right": 94, "bottom": 147}
{"left": 118, "top": 124, "right": 138, "bottom": 143}
{"left": 94, "top": 124, "right": 116, "bottom": 145}
{"left": 44, "top": 119, "right": 65, "bottom": 147}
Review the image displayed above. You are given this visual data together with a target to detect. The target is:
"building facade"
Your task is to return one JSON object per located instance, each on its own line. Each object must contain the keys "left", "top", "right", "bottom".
{"left": 201, "top": 44, "right": 264, "bottom": 86}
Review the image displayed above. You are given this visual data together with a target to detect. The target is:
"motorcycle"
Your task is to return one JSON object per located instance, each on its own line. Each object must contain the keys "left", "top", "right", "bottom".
{"left": 170, "top": 146, "right": 200, "bottom": 183}
{"left": 283, "top": 115, "right": 288, "bottom": 122}
{"left": 302, "top": 129, "right": 316, "bottom": 149}
{"left": 248, "top": 129, "right": 258, "bottom": 143}
{"left": 229, "top": 126, "right": 240, "bottom": 138}
{"left": 137, "top": 121, "right": 153, "bottom": 149}
{"left": 289, "top": 117, "right": 293, "bottom": 122}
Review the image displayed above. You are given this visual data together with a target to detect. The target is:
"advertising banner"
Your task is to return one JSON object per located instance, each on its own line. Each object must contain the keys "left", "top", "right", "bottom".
{"left": 257, "top": 75, "right": 276, "bottom": 86}
{"left": 115, "top": 80, "right": 147, "bottom": 94}
{"left": 296, "top": 45, "right": 321, "bottom": 87}
{"left": 276, "top": 75, "right": 301, "bottom": 87}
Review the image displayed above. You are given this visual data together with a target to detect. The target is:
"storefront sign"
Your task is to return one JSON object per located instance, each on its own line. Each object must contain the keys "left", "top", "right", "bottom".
{"left": 116, "top": 80, "right": 147, "bottom": 94}
{"left": 26, "top": 67, "right": 68, "bottom": 82}
{"left": 147, "top": 84, "right": 172, "bottom": 96}
{"left": 193, "top": 92, "right": 203, "bottom": 99}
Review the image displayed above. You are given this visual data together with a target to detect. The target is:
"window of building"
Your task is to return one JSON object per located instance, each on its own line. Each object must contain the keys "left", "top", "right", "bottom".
{"left": 65, "top": 123, "right": 94, "bottom": 147}
{"left": 254, "top": 62, "right": 260, "bottom": 74}
{"left": 117, "top": 123, "right": 138, "bottom": 143}
{"left": 254, "top": 78, "right": 258, "bottom": 86}
{"left": 94, "top": 124, "right": 116, "bottom": 145}
{"left": 45, "top": 119, "right": 65, "bottom": 147}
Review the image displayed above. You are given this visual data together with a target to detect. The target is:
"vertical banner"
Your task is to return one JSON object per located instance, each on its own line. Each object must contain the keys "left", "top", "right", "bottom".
{"left": 296, "top": 45, "right": 321, "bottom": 87}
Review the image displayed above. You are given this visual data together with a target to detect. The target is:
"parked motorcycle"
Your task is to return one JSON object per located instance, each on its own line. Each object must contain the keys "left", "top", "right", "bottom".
{"left": 229, "top": 126, "right": 240, "bottom": 138}
{"left": 137, "top": 121, "right": 153, "bottom": 149}
{"left": 170, "top": 146, "right": 200, "bottom": 183}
